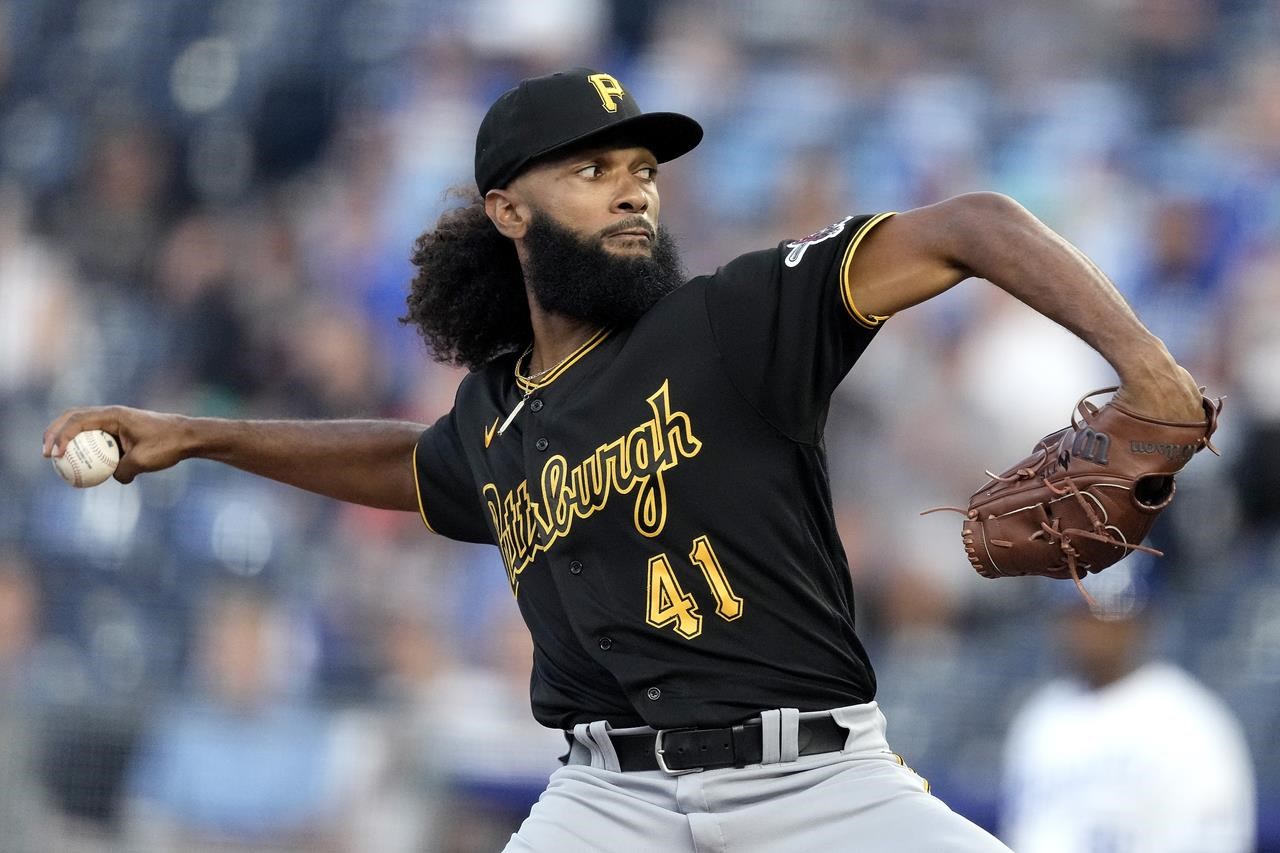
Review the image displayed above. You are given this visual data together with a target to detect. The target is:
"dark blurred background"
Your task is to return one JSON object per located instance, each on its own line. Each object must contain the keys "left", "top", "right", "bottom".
{"left": 1, "top": 0, "right": 1278, "bottom": 850}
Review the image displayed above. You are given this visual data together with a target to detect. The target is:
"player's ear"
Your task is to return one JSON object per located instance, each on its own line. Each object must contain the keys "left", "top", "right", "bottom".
{"left": 485, "top": 189, "right": 529, "bottom": 240}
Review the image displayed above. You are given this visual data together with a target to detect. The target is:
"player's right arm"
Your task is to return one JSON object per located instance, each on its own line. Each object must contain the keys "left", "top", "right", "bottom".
{"left": 843, "top": 192, "right": 1202, "bottom": 422}
{"left": 41, "top": 407, "right": 423, "bottom": 512}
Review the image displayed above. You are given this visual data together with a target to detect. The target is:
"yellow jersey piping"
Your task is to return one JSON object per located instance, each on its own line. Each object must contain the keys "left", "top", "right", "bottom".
{"left": 411, "top": 442, "right": 438, "bottom": 535}
{"left": 514, "top": 328, "right": 612, "bottom": 393}
{"left": 839, "top": 211, "right": 897, "bottom": 329}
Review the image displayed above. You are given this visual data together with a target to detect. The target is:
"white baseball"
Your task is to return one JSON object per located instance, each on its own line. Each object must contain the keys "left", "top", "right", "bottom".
{"left": 53, "top": 429, "right": 121, "bottom": 488}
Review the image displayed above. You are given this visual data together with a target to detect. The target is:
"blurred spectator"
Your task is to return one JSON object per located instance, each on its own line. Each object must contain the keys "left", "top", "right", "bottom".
{"left": 338, "top": 606, "right": 452, "bottom": 853}
{"left": 429, "top": 606, "right": 568, "bottom": 852}
{"left": 1224, "top": 245, "right": 1280, "bottom": 530}
{"left": 0, "top": 551, "right": 38, "bottom": 690}
{"left": 1000, "top": 560, "right": 1256, "bottom": 852}
{"left": 954, "top": 293, "right": 1114, "bottom": 461}
{"left": 1120, "top": 0, "right": 1226, "bottom": 129}
{"left": 151, "top": 210, "right": 259, "bottom": 401}
{"left": 0, "top": 182, "right": 80, "bottom": 397}
{"left": 123, "top": 583, "right": 345, "bottom": 852}
{"left": 279, "top": 302, "right": 390, "bottom": 417}
{"left": 0, "top": 551, "right": 54, "bottom": 853}
{"left": 1129, "top": 193, "right": 1231, "bottom": 374}
{"left": 48, "top": 119, "right": 174, "bottom": 289}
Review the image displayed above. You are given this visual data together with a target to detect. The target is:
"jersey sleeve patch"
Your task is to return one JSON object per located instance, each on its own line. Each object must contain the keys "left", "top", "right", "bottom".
{"left": 838, "top": 211, "right": 897, "bottom": 329}
{"left": 783, "top": 216, "right": 854, "bottom": 268}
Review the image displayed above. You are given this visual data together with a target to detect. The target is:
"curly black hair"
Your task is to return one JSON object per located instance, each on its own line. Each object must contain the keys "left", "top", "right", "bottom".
{"left": 402, "top": 191, "right": 531, "bottom": 371}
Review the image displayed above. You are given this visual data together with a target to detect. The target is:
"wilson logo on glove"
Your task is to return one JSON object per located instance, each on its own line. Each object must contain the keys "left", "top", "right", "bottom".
{"left": 1070, "top": 427, "right": 1111, "bottom": 464}
{"left": 1130, "top": 440, "right": 1198, "bottom": 460}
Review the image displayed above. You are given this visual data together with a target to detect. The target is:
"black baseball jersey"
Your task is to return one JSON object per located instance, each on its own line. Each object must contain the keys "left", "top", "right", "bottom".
{"left": 414, "top": 212, "right": 896, "bottom": 730}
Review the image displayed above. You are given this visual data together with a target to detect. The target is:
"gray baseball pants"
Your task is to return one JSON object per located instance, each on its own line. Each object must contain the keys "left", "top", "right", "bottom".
{"left": 504, "top": 702, "right": 1010, "bottom": 852}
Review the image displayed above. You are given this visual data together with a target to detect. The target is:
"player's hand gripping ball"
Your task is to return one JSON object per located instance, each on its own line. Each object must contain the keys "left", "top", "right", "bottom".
{"left": 930, "top": 387, "right": 1222, "bottom": 600}
{"left": 53, "top": 429, "right": 121, "bottom": 488}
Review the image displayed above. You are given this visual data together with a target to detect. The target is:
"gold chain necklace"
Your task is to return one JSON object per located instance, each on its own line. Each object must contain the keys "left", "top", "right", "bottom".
{"left": 497, "top": 332, "right": 600, "bottom": 437}
{"left": 514, "top": 343, "right": 580, "bottom": 385}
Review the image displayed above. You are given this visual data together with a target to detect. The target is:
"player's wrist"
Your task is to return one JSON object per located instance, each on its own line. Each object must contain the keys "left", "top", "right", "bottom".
{"left": 176, "top": 415, "right": 223, "bottom": 461}
{"left": 1106, "top": 328, "right": 1172, "bottom": 378}
{"left": 1108, "top": 335, "right": 1195, "bottom": 405}
{"left": 1113, "top": 361, "right": 1204, "bottom": 423}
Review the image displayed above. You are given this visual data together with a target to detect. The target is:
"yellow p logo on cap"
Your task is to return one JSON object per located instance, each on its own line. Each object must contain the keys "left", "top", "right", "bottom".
{"left": 587, "top": 73, "right": 626, "bottom": 113}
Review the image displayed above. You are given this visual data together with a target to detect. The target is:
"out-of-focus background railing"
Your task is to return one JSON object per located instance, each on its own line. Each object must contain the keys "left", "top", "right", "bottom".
{"left": 1, "top": 1, "right": 1278, "bottom": 850}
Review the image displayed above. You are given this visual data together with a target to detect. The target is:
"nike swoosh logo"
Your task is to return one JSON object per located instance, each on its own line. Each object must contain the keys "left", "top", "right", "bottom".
{"left": 483, "top": 417, "right": 500, "bottom": 449}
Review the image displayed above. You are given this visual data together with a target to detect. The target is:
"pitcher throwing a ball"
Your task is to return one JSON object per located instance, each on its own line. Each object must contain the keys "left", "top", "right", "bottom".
{"left": 44, "top": 68, "right": 1214, "bottom": 851}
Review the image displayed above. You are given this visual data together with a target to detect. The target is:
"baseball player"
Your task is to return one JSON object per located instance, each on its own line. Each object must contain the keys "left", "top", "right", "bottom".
{"left": 1001, "top": 562, "right": 1256, "bottom": 852}
{"left": 44, "top": 68, "right": 1207, "bottom": 851}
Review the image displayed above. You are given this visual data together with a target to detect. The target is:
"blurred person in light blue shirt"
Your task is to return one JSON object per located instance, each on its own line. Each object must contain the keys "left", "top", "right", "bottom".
{"left": 124, "top": 582, "right": 343, "bottom": 852}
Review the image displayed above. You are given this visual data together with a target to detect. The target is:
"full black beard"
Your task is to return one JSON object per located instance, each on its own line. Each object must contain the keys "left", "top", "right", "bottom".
{"left": 522, "top": 210, "right": 685, "bottom": 328}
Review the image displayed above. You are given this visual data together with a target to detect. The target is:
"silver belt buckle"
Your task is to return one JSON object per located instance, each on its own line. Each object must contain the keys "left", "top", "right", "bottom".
{"left": 654, "top": 728, "right": 703, "bottom": 775}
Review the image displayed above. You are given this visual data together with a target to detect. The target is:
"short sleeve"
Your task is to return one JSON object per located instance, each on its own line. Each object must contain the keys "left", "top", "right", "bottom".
{"left": 413, "top": 409, "right": 492, "bottom": 544}
{"left": 703, "top": 212, "right": 896, "bottom": 443}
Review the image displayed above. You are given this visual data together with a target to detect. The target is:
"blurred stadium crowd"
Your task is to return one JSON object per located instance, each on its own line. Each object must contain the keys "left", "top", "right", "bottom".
{"left": 1, "top": 0, "right": 1279, "bottom": 850}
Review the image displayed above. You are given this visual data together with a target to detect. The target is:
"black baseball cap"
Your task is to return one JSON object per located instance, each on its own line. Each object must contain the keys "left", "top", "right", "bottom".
{"left": 474, "top": 67, "right": 703, "bottom": 194}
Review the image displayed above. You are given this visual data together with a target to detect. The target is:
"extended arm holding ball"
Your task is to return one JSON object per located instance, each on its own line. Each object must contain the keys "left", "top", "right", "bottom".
{"left": 42, "top": 407, "right": 423, "bottom": 512}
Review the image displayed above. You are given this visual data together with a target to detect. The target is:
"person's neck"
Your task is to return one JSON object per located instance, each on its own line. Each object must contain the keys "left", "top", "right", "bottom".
{"left": 1083, "top": 657, "right": 1141, "bottom": 691}
{"left": 525, "top": 300, "right": 601, "bottom": 376}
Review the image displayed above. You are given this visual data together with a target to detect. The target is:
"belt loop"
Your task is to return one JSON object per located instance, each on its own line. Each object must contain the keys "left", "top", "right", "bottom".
{"left": 587, "top": 720, "right": 621, "bottom": 772}
{"left": 565, "top": 732, "right": 592, "bottom": 766}
{"left": 760, "top": 709, "right": 782, "bottom": 764}
{"left": 829, "top": 702, "right": 888, "bottom": 755}
{"left": 571, "top": 723, "right": 599, "bottom": 767}
{"left": 779, "top": 708, "right": 800, "bottom": 762}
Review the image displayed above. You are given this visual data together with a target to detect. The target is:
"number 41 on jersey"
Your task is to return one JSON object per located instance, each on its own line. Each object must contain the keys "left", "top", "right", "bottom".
{"left": 646, "top": 535, "right": 743, "bottom": 640}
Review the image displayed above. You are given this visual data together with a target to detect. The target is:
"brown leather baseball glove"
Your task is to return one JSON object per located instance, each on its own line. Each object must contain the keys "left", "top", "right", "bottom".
{"left": 929, "top": 388, "right": 1222, "bottom": 600}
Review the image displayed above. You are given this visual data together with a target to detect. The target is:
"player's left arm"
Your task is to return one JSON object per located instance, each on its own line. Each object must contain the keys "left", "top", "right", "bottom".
{"left": 846, "top": 192, "right": 1203, "bottom": 421}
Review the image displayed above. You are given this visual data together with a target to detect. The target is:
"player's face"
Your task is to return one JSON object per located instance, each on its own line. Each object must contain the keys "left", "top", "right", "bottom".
{"left": 1060, "top": 609, "right": 1145, "bottom": 688}
{"left": 514, "top": 144, "right": 661, "bottom": 257}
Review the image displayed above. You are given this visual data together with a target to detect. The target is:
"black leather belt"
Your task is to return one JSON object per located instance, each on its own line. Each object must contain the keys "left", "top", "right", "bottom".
{"left": 604, "top": 714, "right": 847, "bottom": 774}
